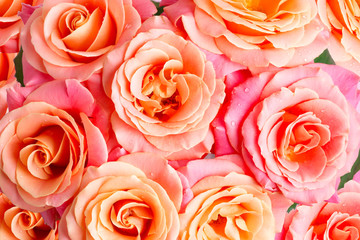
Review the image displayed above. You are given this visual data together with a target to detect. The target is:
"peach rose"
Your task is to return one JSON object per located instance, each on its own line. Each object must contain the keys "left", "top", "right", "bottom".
{"left": 318, "top": 0, "right": 360, "bottom": 75}
{"left": 0, "top": 192, "right": 58, "bottom": 240}
{"left": 20, "top": 0, "right": 156, "bottom": 80}
{"left": 59, "top": 152, "right": 182, "bottom": 240}
{"left": 176, "top": 155, "right": 291, "bottom": 239}
{"left": 0, "top": 52, "right": 16, "bottom": 118}
{"left": 213, "top": 64, "right": 360, "bottom": 204}
{"left": 103, "top": 16, "right": 225, "bottom": 160}
{"left": 164, "top": 0, "right": 328, "bottom": 68}
{"left": 0, "top": 1, "right": 42, "bottom": 53}
{"left": 282, "top": 177, "right": 360, "bottom": 240}
{"left": 0, "top": 100, "right": 107, "bottom": 212}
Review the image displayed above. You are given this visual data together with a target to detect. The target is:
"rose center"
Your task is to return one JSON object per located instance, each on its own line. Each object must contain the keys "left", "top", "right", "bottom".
{"left": 138, "top": 66, "right": 181, "bottom": 121}
{"left": 113, "top": 200, "right": 153, "bottom": 237}
{"left": 280, "top": 112, "right": 330, "bottom": 162}
{"left": 59, "top": 8, "right": 90, "bottom": 37}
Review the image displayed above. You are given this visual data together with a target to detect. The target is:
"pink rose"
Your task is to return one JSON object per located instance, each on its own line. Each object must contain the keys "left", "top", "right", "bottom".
{"left": 213, "top": 64, "right": 360, "bottom": 204}
{"left": 164, "top": 0, "right": 328, "bottom": 68}
{"left": 282, "top": 178, "right": 360, "bottom": 240}
{"left": 0, "top": 1, "right": 42, "bottom": 53}
{"left": 0, "top": 192, "right": 58, "bottom": 240}
{"left": 0, "top": 52, "right": 16, "bottom": 118}
{"left": 59, "top": 152, "right": 182, "bottom": 240}
{"left": 176, "top": 155, "right": 291, "bottom": 239}
{"left": 0, "top": 98, "right": 107, "bottom": 212}
{"left": 20, "top": 0, "right": 156, "bottom": 80}
{"left": 318, "top": 0, "right": 360, "bottom": 75}
{"left": 103, "top": 16, "right": 225, "bottom": 160}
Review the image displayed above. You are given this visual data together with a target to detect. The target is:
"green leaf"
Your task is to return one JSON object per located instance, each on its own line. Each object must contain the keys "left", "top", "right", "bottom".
{"left": 314, "top": 49, "right": 335, "bottom": 65}
{"left": 14, "top": 48, "right": 24, "bottom": 87}
{"left": 153, "top": 1, "right": 164, "bottom": 15}
{"left": 287, "top": 203, "right": 297, "bottom": 213}
{"left": 339, "top": 149, "right": 360, "bottom": 189}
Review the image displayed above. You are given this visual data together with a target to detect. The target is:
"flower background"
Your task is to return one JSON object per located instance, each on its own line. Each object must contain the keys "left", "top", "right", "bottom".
{"left": 0, "top": 0, "right": 360, "bottom": 239}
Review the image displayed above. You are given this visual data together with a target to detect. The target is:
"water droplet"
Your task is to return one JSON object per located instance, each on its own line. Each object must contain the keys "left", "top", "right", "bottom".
{"left": 150, "top": 172, "right": 154, "bottom": 177}
{"left": 320, "top": 109, "right": 325, "bottom": 113}
{"left": 244, "top": 88, "right": 249, "bottom": 93}
{"left": 304, "top": 58, "right": 308, "bottom": 62}
{"left": 231, "top": 121, "right": 235, "bottom": 126}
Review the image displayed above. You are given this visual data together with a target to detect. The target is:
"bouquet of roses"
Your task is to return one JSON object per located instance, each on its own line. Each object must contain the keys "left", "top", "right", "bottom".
{"left": 0, "top": 0, "right": 360, "bottom": 239}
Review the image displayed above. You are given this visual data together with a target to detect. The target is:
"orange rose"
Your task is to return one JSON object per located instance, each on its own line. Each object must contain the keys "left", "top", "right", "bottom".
{"left": 103, "top": 16, "right": 225, "bottom": 160}
{"left": 179, "top": 171, "right": 290, "bottom": 239}
{"left": 282, "top": 179, "right": 360, "bottom": 239}
{"left": 0, "top": 101, "right": 105, "bottom": 212}
{"left": 0, "top": 52, "right": 16, "bottom": 118}
{"left": 165, "top": 0, "right": 328, "bottom": 68}
{"left": 0, "top": 192, "right": 58, "bottom": 240}
{"left": 20, "top": 0, "right": 146, "bottom": 80}
{"left": 318, "top": 0, "right": 360, "bottom": 75}
{"left": 59, "top": 153, "right": 182, "bottom": 240}
{"left": 0, "top": 1, "right": 41, "bottom": 52}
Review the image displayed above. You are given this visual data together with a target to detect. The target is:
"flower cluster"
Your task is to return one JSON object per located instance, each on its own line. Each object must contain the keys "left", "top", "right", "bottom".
{"left": 0, "top": 0, "right": 359, "bottom": 239}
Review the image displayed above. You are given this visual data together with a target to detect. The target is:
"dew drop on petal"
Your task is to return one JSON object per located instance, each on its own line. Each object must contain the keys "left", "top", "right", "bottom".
{"left": 244, "top": 88, "right": 249, "bottom": 93}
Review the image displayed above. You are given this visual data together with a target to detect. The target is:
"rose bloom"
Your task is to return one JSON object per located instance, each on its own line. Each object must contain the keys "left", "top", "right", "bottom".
{"left": 103, "top": 16, "right": 225, "bottom": 160}
{"left": 213, "top": 64, "right": 360, "bottom": 204}
{"left": 318, "top": 0, "right": 360, "bottom": 75}
{"left": 0, "top": 1, "right": 42, "bottom": 53}
{"left": 175, "top": 155, "right": 291, "bottom": 239}
{"left": 0, "top": 52, "right": 16, "bottom": 118}
{"left": 59, "top": 152, "right": 182, "bottom": 240}
{"left": 282, "top": 177, "right": 360, "bottom": 240}
{"left": 0, "top": 192, "right": 58, "bottom": 240}
{"left": 164, "top": 0, "right": 328, "bottom": 68}
{"left": 20, "top": 0, "right": 156, "bottom": 80}
{"left": 0, "top": 99, "right": 107, "bottom": 212}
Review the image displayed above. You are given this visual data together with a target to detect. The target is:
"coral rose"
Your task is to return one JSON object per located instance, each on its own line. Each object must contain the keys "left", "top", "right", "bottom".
{"left": 59, "top": 152, "right": 182, "bottom": 240}
{"left": 164, "top": 0, "right": 328, "bottom": 68}
{"left": 318, "top": 0, "right": 360, "bottom": 75}
{"left": 0, "top": 192, "right": 58, "bottom": 240}
{"left": 176, "top": 155, "right": 291, "bottom": 239}
{"left": 213, "top": 64, "right": 360, "bottom": 204}
{"left": 0, "top": 52, "right": 16, "bottom": 118}
{"left": 0, "top": 1, "right": 42, "bottom": 53}
{"left": 0, "top": 100, "right": 107, "bottom": 212}
{"left": 282, "top": 177, "right": 360, "bottom": 240}
{"left": 20, "top": 0, "right": 156, "bottom": 80}
{"left": 103, "top": 16, "right": 225, "bottom": 160}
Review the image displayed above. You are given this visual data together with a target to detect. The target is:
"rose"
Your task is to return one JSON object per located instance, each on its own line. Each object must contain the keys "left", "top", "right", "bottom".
{"left": 317, "top": 0, "right": 360, "bottom": 75}
{"left": 59, "top": 152, "right": 182, "bottom": 240}
{"left": 0, "top": 99, "right": 107, "bottom": 212}
{"left": 20, "top": 0, "right": 156, "bottom": 80}
{"left": 103, "top": 16, "right": 225, "bottom": 160}
{"left": 282, "top": 176, "right": 360, "bottom": 240}
{"left": 213, "top": 64, "right": 360, "bottom": 204}
{"left": 0, "top": 52, "right": 16, "bottom": 118}
{"left": 0, "top": 1, "right": 42, "bottom": 53}
{"left": 175, "top": 155, "right": 291, "bottom": 239}
{"left": 7, "top": 77, "right": 114, "bottom": 163}
{"left": 164, "top": 0, "right": 328, "bottom": 68}
{"left": 0, "top": 192, "right": 58, "bottom": 240}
